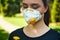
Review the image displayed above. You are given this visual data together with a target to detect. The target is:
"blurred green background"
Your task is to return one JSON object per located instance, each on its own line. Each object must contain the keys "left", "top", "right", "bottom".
{"left": 0, "top": 0, "right": 60, "bottom": 40}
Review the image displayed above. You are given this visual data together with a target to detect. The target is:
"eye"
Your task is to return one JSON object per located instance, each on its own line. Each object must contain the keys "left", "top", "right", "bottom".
{"left": 31, "top": 4, "right": 40, "bottom": 9}
{"left": 22, "top": 3, "right": 28, "bottom": 9}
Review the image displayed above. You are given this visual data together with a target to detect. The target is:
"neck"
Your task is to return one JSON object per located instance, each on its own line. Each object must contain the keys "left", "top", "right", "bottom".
{"left": 24, "top": 18, "right": 50, "bottom": 38}
{"left": 26, "top": 18, "right": 50, "bottom": 32}
{"left": 28, "top": 18, "right": 48, "bottom": 28}
{"left": 34, "top": 18, "right": 47, "bottom": 29}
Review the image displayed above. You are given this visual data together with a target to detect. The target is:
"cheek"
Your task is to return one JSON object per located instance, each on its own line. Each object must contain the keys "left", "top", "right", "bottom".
{"left": 37, "top": 7, "right": 46, "bottom": 14}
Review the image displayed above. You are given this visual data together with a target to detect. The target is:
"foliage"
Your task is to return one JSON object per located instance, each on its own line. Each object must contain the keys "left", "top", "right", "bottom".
{"left": 50, "top": 0, "right": 60, "bottom": 22}
{"left": 0, "top": 0, "right": 60, "bottom": 22}
{"left": 1, "top": 0, "right": 22, "bottom": 17}
{"left": 55, "top": 0, "right": 60, "bottom": 22}
{"left": 0, "top": 27, "right": 9, "bottom": 40}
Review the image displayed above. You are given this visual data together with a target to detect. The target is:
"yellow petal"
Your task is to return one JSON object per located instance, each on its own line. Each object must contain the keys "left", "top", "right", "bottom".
{"left": 13, "top": 36, "right": 20, "bottom": 40}
{"left": 29, "top": 18, "right": 36, "bottom": 25}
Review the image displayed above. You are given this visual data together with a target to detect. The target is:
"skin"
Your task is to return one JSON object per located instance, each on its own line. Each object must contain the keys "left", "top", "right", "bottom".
{"left": 22, "top": 0, "right": 50, "bottom": 38}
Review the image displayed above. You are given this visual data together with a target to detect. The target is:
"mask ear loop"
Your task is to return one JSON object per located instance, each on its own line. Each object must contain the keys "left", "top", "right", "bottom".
{"left": 42, "top": 10, "right": 47, "bottom": 17}
{"left": 20, "top": 7, "right": 23, "bottom": 13}
{"left": 44, "top": 10, "right": 47, "bottom": 13}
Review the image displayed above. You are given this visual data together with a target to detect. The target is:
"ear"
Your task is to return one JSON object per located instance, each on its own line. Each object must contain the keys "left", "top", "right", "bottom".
{"left": 44, "top": 6, "right": 48, "bottom": 13}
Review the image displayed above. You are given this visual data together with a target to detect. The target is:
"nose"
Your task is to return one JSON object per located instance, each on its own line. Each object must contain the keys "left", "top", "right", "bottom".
{"left": 27, "top": 5, "right": 32, "bottom": 9}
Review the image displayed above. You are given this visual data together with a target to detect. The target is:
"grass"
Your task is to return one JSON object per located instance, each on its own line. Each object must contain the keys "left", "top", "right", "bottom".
{"left": 0, "top": 27, "right": 9, "bottom": 40}
{"left": 4, "top": 17, "right": 27, "bottom": 28}
{"left": 49, "top": 23, "right": 60, "bottom": 33}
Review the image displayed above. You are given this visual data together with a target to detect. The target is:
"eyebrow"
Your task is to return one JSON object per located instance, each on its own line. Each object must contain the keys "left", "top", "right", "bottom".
{"left": 22, "top": 3, "right": 39, "bottom": 5}
{"left": 31, "top": 4, "right": 39, "bottom": 6}
{"left": 22, "top": 3, "right": 27, "bottom": 5}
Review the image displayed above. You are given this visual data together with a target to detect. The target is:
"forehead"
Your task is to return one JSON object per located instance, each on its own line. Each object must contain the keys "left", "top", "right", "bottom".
{"left": 23, "top": 0, "right": 43, "bottom": 4}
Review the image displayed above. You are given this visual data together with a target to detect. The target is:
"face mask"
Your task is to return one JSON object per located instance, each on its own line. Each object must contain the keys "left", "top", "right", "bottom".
{"left": 22, "top": 8, "right": 42, "bottom": 24}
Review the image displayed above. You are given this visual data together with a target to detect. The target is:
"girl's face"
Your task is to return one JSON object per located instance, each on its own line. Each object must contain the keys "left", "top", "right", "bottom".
{"left": 22, "top": 0, "right": 48, "bottom": 14}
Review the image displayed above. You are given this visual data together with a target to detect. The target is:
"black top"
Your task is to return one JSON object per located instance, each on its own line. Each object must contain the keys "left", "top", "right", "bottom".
{"left": 9, "top": 28, "right": 60, "bottom": 40}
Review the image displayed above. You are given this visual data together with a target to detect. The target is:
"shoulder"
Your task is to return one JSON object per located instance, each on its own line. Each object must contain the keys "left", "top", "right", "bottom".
{"left": 47, "top": 29, "right": 60, "bottom": 36}
{"left": 49, "top": 29, "right": 60, "bottom": 35}
{"left": 46, "top": 29, "right": 60, "bottom": 40}
{"left": 8, "top": 27, "right": 24, "bottom": 40}
{"left": 10, "top": 27, "right": 23, "bottom": 35}
{"left": 52, "top": 29, "right": 60, "bottom": 40}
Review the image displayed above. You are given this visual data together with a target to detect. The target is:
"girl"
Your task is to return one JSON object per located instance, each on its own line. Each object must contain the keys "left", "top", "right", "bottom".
{"left": 9, "top": 0, "right": 60, "bottom": 40}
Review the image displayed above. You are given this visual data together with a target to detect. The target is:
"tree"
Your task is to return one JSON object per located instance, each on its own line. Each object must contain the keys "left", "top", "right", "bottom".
{"left": 55, "top": 0, "right": 60, "bottom": 22}
{"left": 4, "top": 0, "right": 22, "bottom": 17}
{"left": 50, "top": 0, "right": 59, "bottom": 23}
{"left": 0, "top": 0, "right": 22, "bottom": 17}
